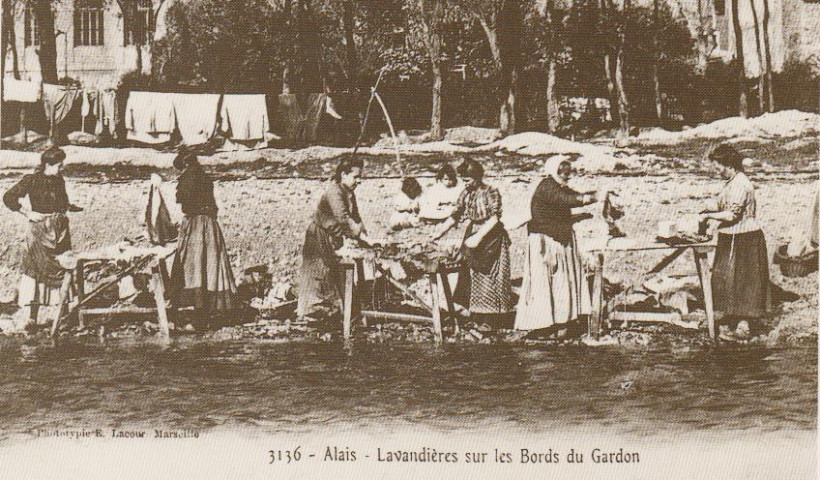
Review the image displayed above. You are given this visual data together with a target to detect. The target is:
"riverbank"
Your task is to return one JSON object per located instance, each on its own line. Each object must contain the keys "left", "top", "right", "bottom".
{"left": 0, "top": 168, "right": 814, "bottom": 346}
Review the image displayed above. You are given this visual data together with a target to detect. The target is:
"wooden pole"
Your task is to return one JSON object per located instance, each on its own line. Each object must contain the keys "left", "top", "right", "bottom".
{"left": 152, "top": 263, "right": 170, "bottom": 338}
{"left": 359, "top": 310, "right": 435, "bottom": 324}
{"left": 352, "top": 68, "right": 385, "bottom": 155}
{"left": 428, "top": 273, "right": 443, "bottom": 343}
{"left": 75, "top": 260, "right": 85, "bottom": 328}
{"left": 440, "top": 272, "right": 457, "bottom": 334}
{"left": 588, "top": 253, "right": 605, "bottom": 339}
{"left": 50, "top": 270, "right": 74, "bottom": 337}
{"left": 373, "top": 91, "right": 404, "bottom": 178}
{"left": 343, "top": 265, "right": 355, "bottom": 341}
{"left": 693, "top": 248, "right": 715, "bottom": 340}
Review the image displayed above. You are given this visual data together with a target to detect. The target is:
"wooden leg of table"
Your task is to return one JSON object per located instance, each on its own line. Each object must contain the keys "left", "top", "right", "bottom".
{"left": 75, "top": 260, "right": 85, "bottom": 328}
{"left": 152, "top": 265, "right": 170, "bottom": 339}
{"left": 343, "top": 266, "right": 355, "bottom": 342}
{"left": 51, "top": 271, "right": 73, "bottom": 337}
{"left": 428, "top": 273, "right": 443, "bottom": 344}
{"left": 440, "top": 272, "right": 458, "bottom": 334}
{"left": 589, "top": 253, "right": 605, "bottom": 339}
{"left": 694, "top": 249, "right": 716, "bottom": 340}
{"left": 356, "top": 259, "right": 368, "bottom": 326}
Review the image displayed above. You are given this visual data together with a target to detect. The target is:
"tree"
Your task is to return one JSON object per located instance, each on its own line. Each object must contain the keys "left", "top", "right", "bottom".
{"left": 748, "top": 0, "right": 764, "bottom": 113}
{"left": 652, "top": 0, "right": 662, "bottom": 120}
{"left": 614, "top": 0, "right": 629, "bottom": 136}
{"left": 544, "top": 0, "right": 560, "bottom": 132}
{"left": 496, "top": 0, "right": 523, "bottom": 135}
{"left": 341, "top": 0, "right": 359, "bottom": 92}
{"left": 2, "top": 0, "right": 21, "bottom": 80}
{"left": 32, "top": 0, "right": 58, "bottom": 83}
{"left": 730, "top": 0, "right": 748, "bottom": 118}
{"left": 410, "top": 0, "right": 446, "bottom": 139}
{"left": 760, "top": 0, "right": 774, "bottom": 112}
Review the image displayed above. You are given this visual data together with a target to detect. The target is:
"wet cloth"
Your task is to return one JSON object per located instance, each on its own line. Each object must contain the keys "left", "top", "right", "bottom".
{"left": 515, "top": 232, "right": 591, "bottom": 330}
{"left": 220, "top": 94, "right": 270, "bottom": 141}
{"left": 171, "top": 93, "right": 220, "bottom": 145}
{"left": 419, "top": 182, "right": 462, "bottom": 221}
{"left": 145, "top": 175, "right": 177, "bottom": 245}
{"left": 43, "top": 84, "right": 81, "bottom": 125}
{"left": 125, "top": 91, "right": 176, "bottom": 143}
{"left": 712, "top": 230, "right": 770, "bottom": 318}
{"left": 451, "top": 183, "right": 512, "bottom": 314}
{"left": 297, "top": 182, "right": 364, "bottom": 319}
{"left": 169, "top": 165, "right": 236, "bottom": 312}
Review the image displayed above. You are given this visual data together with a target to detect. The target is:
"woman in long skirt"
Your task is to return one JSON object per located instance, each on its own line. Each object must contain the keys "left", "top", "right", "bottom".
{"left": 4, "top": 147, "right": 83, "bottom": 328}
{"left": 169, "top": 152, "right": 237, "bottom": 323}
{"left": 433, "top": 158, "right": 512, "bottom": 317}
{"left": 297, "top": 156, "right": 375, "bottom": 321}
{"left": 700, "top": 144, "right": 770, "bottom": 322}
{"left": 514, "top": 157, "right": 605, "bottom": 334}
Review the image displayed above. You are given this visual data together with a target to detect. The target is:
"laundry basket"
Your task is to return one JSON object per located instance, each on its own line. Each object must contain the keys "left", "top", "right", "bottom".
{"left": 774, "top": 245, "right": 819, "bottom": 277}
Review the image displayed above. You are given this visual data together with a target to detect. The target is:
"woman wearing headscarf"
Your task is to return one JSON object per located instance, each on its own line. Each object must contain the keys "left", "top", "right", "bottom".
{"left": 4, "top": 147, "right": 82, "bottom": 326}
{"left": 169, "top": 152, "right": 237, "bottom": 322}
{"left": 514, "top": 156, "right": 606, "bottom": 333}
{"left": 699, "top": 144, "right": 769, "bottom": 322}
{"left": 298, "top": 156, "right": 377, "bottom": 321}
{"left": 433, "top": 158, "right": 512, "bottom": 317}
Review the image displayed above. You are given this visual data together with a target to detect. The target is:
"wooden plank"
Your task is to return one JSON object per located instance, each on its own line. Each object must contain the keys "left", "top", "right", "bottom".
{"left": 647, "top": 247, "right": 687, "bottom": 275}
{"left": 343, "top": 265, "right": 355, "bottom": 341}
{"left": 588, "top": 253, "right": 605, "bottom": 339}
{"left": 589, "top": 237, "right": 716, "bottom": 253}
{"left": 82, "top": 307, "right": 159, "bottom": 315}
{"left": 440, "top": 272, "right": 459, "bottom": 334}
{"left": 694, "top": 249, "right": 716, "bottom": 340}
{"left": 360, "top": 310, "right": 433, "bottom": 324}
{"left": 152, "top": 264, "right": 170, "bottom": 338}
{"left": 76, "top": 260, "right": 85, "bottom": 328}
{"left": 428, "top": 273, "right": 443, "bottom": 343}
{"left": 609, "top": 311, "right": 682, "bottom": 323}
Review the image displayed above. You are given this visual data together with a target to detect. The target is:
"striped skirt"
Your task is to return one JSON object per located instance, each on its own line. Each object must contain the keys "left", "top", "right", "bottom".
{"left": 514, "top": 232, "right": 591, "bottom": 331}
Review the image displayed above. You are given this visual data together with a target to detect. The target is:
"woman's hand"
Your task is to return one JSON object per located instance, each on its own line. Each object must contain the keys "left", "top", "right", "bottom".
{"left": 68, "top": 204, "right": 84, "bottom": 213}
{"left": 463, "top": 234, "right": 481, "bottom": 249}
{"left": 25, "top": 211, "right": 44, "bottom": 222}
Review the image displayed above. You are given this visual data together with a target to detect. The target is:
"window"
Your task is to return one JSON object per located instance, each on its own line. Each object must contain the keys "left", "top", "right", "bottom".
{"left": 74, "top": 1, "right": 105, "bottom": 46}
{"left": 24, "top": 7, "right": 39, "bottom": 47}
{"left": 124, "top": 0, "right": 154, "bottom": 46}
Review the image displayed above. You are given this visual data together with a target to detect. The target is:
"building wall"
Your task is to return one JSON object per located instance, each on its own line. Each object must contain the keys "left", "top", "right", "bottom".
{"left": 715, "top": 0, "right": 820, "bottom": 76}
{"left": 3, "top": 1, "right": 169, "bottom": 89}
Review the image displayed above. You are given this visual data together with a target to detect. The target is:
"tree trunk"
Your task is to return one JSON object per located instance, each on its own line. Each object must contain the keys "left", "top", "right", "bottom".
{"left": 599, "top": 0, "right": 617, "bottom": 111}
{"left": 282, "top": 0, "right": 292, "bottom": 94}
{"left": 342, "top": 0, "right": 358, "bottom": 93}
{"left": 731, "top": 0, "right": 748, "bottom": 118}
{"left": 761, "top": 0, "right": 774, "bottom": 112}
{"left": 498, "top": 0, "right": 522, "bottom": 137}
{"left": 33, "top": 0, "right": 58, "bottom": 83}
{"left": 545, "top": 0, "right": 559, "bottom": 132}
{"left": 430, "top": 62, "right": 443, "bottom": 140}
{"left": 653, "top": 0, "right": 662, "bottom": 121}
{"left": 477, "top": 16, "right": 502, "bottom": 70}
{"left": 615, "top": 0, "right": 629, "bottom": 137}
{"left": 2, "top": 0, "right": 20, "bottom": 79}
{"left": 748, "top": 0, "right": 765, "bottom": 113}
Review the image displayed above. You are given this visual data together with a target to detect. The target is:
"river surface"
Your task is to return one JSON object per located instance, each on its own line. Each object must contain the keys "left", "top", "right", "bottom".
{"left": 0, "top": 336, "right": 815, "bottom": 441}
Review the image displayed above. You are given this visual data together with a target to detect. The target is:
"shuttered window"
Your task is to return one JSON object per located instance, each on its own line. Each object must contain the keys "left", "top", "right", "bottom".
{"left": 24, "top": 7, "right": 39, "bottom": 47}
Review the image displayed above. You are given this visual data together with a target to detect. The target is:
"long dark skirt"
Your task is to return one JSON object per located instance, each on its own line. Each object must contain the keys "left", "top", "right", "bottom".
{"left": 712, "top": 230, "right": 770, "bottom": 318}
{"left": 297, "top": 222, "right": 343, "bottom": 319}
{"left": 170, "top": 214, "right": 237, "bottom": 313}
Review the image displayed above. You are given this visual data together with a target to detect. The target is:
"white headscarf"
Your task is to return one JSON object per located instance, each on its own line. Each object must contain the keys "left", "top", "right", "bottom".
{"left": 542, "top": 155, "right": 572, "bottom": 186}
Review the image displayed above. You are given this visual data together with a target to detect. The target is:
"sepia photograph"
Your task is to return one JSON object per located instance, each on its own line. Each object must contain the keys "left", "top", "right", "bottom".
{"left": 0, "top": 0, "right": 817, "bottom": 478}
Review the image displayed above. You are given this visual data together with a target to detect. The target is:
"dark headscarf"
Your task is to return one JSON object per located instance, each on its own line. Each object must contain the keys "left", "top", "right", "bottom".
{"left": 709, "top": 144, "right": 745, "bottom": 172}
{"left": 41, "top": 146, "right": 66, "bottom": 166}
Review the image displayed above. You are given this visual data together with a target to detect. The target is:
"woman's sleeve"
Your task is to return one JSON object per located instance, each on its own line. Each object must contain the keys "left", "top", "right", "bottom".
{"left": 722, "top": 181, "right": 748, "bottom": 223}
{"left": 535, "top": 180, "right": 584, "bottom": 209}
{"left": 488, "top": 187, "right": 502, "bottom": 218}
{"left": 3, "top": 175, "right": 32, "bottom": 212}
{"left": 326, "top": 186, "right": 362, "bottom": 238}
{"left": 451, "top": 189, "right": 468, "bottom": 220}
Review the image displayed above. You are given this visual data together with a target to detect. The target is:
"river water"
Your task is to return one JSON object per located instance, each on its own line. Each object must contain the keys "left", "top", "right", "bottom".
{"left": 0, "top": 336, "right": 815, "bottom": 440}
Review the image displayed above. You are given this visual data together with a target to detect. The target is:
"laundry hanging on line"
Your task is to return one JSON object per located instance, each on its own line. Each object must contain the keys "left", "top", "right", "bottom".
{"left": 3, "top": 78, "right": 41, "bottom": 103}
{"left": 170, "top": 93, "right": 220, "bottom": 145}
{"left": 125, "top": 91, "right": 176, "bottom": 144}
{"left": 43, "top": 83, "right": 82, "bottom": 126}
